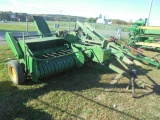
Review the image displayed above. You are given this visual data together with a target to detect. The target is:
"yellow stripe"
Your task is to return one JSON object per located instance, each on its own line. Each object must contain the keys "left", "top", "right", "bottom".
{"left": 135, "top": 42, "right": 160, "bottom": 47}
{"left": 138, "top": 26, "right": 160, "bottom": 30}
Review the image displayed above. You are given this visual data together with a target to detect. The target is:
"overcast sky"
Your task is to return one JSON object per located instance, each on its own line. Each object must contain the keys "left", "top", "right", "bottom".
{"left": 0, "top": 0, "right": 160, "bottom": 25}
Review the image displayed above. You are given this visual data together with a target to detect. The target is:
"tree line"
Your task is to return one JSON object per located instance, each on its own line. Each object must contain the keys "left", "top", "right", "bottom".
{"left": 0, "top": 11, "right": 86, "bottom": 22}
{"left": 0, "top": 11, "right": 133, "bottom": 25}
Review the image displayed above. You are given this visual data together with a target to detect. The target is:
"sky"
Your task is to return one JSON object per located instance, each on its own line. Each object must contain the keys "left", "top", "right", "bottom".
{"left": 0, "top": 0, "right": 160, "bottom": 26}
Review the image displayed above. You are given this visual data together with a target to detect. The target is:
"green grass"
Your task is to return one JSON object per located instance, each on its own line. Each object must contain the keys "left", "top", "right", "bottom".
{"left": 0, "top": 21, "right": 131, "bottom": 32}
{"left": 0, "top": 22, "right": 36, "bottom": 32}
{"left": 0, "top": 43, "right": 160, "bottom": 120}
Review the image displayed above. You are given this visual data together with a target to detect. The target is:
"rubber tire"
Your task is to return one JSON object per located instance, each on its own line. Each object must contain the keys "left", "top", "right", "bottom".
{"left": 8, "top": 60, "right": 25, "bottom": 84}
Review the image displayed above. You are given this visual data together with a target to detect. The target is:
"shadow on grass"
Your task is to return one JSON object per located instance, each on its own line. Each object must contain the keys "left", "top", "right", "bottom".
{"left": 0, "top": 62, "right": 155, "bottom": 119}
{"left": 136, "top": 74, "right": 160, "bottom": 98}
{"left": 0, "top": 81, "right": 53, "bottom": 120}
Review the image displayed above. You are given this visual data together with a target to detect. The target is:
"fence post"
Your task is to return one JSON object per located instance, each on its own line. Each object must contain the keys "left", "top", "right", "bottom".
{"left": 116, "top": 27, "right": 122, "bottom": 40}
{"left": 26, "top": 14, "right": 28, "bottom": 36}
{"left": 110, "top": 25, "right": 111, "bottom": 36}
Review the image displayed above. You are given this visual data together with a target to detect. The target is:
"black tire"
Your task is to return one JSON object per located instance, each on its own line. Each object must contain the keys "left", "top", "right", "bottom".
{"left": 8, "top": 60, "right": 25, "bottom": 84}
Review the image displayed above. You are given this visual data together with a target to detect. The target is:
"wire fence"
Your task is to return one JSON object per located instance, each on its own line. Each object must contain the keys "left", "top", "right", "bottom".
{"left": 0, "top": 14, "right": 131, "bottom": 42}
{"left": 0, "top": 13, "right": 131, "bottom": 74}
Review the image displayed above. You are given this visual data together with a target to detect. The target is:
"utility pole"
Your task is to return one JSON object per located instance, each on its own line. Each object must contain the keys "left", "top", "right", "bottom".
{"left": 60, "top": 10, "right": 61, "bottom": 22}
{"left": 146, "top": 0, "right": 153, "bottom": 26}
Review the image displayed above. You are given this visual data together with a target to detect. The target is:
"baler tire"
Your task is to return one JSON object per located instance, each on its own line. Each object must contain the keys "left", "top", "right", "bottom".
{"left": 8, "top": 60, "right": 25, "bottom": 85}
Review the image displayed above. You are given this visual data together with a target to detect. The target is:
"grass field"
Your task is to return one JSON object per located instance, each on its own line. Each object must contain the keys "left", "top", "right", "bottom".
{"left": 0, "top": 42, "right": 160, "bottom": 120}
{"left": 0, "top": 21, "right": 131, "bottom": 32}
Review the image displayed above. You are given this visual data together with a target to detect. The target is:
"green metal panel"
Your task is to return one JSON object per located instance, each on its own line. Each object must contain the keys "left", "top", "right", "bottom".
{"left": 76, "top": 21, "right": 102, "bottom": 41}
{"left": 5, "top": 32, "right": 23, "bottom": 59}
{"left": 90, "top": 46, "right": 111, "bottom": 64}
{"left": 107, "top": 43, "right": 133, "bottom": 64}
{"left": 71, "top": 45, "right": 85, "bottom": 67}
{"left": 33, "top": 16, "right": 52, "bottom": 38}
{"left": 84, "top": 22, "right": 107, "bottom": 40}
{"left": 24, "top": 36, "right": 62, "bottom": 43}
{"left": 72, "top": 43, "right": 111, "bottom": 65}
{"left": 63, "top": 31, "right": 79, "bottom": 43}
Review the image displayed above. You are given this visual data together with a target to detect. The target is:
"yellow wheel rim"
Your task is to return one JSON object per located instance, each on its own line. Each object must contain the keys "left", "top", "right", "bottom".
{"left": 9, "top": 66, "right": 16, "bottom": 80}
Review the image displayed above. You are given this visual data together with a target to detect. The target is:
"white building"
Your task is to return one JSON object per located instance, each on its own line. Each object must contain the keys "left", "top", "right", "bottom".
{"left": 96, "top": 15, "right": 110, "bottom": 24}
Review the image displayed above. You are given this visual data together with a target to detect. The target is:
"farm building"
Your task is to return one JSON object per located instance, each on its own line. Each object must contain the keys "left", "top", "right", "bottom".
{"left": 96, "top": 15, "right": 111, "bottom": 24}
